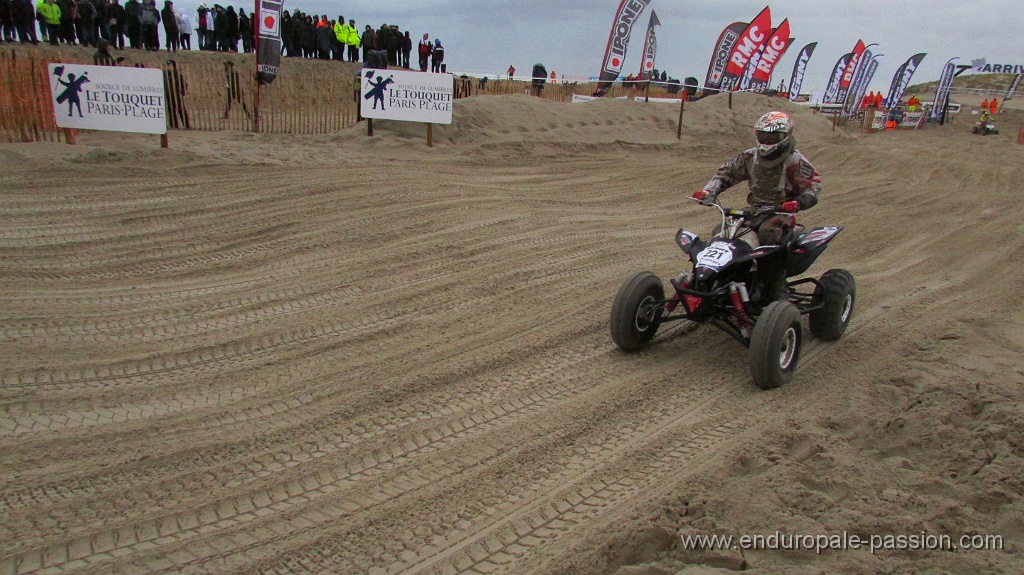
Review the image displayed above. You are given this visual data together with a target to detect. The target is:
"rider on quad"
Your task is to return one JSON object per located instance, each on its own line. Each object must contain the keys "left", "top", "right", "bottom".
{"left": 691, "top": 111, "right": 822, "bottom": 300}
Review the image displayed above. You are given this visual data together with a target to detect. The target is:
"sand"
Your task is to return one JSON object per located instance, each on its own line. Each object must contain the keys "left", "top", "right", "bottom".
{"left": 2, "top": 91, "right": 1024, "bottom": 575}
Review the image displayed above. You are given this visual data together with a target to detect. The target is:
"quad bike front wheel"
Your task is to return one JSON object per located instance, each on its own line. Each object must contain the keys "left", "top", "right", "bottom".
{"left": 809, "top": 269, "right": 856, "bottom": 341}
{"left": 749, "top": 301, "right": 802, "bottom": 390}
{"left": 610, "top": 272, "right": 665, "bottom": 352}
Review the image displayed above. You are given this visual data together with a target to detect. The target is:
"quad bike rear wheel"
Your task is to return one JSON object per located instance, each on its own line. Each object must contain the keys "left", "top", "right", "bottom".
{"left": 808, "top": 269, "right": 856, "bottom": 341}
{"left": 749, "top": 301, "right": 802, "bottom": 390}
{"left": 610, "top": 272, "right": 665, "bottom": 352}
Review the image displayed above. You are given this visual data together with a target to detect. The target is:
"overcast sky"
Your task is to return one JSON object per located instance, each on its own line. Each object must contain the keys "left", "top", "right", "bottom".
{"left": 176, "top": 0, "right": 1021, "bottom": 94}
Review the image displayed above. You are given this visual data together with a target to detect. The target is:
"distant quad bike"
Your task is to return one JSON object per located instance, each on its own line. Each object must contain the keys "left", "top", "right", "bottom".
{"left": 972, "top": 120, "right": 999, "bottom": 135}
{"left": 610, "top": 197, "right": 855, "bottom": 390}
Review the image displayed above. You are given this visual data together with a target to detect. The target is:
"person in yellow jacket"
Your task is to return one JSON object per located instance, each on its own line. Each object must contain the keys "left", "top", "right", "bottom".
{"left": 333, "top": 17, "right": 346, "bottom": 61}
{"left": 345, "top": 18, "right": 360, "bottom": 62}
{"left": 36, "top": 0, "right": 61, "bottom": 45}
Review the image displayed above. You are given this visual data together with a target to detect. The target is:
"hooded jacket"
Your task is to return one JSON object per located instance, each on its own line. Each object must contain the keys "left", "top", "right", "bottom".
{"left": 138, "top": 0, "right": 158, "bottom": 25}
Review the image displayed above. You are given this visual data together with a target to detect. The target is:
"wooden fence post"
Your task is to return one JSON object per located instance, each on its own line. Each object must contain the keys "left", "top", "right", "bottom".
{"left": 676, "top": 95, "right": 685, "bottom": 140}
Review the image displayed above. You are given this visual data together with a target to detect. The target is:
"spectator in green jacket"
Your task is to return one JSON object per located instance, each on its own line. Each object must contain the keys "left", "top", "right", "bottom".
{"left": 345, "top": 18, "right": 358, "bottom": 62}
{"left": 36, "top": 0, "right": 59, "bottom": 45}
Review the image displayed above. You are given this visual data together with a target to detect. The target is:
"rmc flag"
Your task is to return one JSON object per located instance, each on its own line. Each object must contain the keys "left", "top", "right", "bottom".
{"left": 834, "top": 39, "right": 867, "bottom": 106}
{"left": 638, "top": 10, "right": 661, "bottom": 81}
{"left": 719, "top": 6, "right": 772, "bottom": 92}
{"left": 737, "top": 26, "right": 774, "bottom": 92}
{"left": 704, "top": 21, "right": 748, "bottom": 94}
{"left": 256, "top": 0, "right": 284, "bottom": 85}
{"left": 748, "top": 19, "right": 792, "bottom": 94}
{"left": 883, "top": 53, "right": 926, "bottom": 108}
{"left": 594, "top": 0, "right": 653, "bottom": 96}
{"left": 787, "top": 42, "right": 817, "bottom": 101}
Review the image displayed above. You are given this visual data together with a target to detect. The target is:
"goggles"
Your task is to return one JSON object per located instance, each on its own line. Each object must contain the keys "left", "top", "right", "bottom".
{"left": 756, "top": 130, "right": 786, "bottom": 145}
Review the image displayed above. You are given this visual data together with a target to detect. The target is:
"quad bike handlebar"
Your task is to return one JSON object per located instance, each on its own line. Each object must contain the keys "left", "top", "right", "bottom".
{"left": 688, "top": 193, "right": 796, "bottom": 240}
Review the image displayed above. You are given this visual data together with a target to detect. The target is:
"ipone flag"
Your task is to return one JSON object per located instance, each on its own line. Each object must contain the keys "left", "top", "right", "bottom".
{"left": 749, "top": 20, "right": 792, "bottom": 93}
{"left": 256, "top": 0, "right": 284, "bottom": 85}
{"left": 787, "top": 42, "right": 817, "bottom": 101}
{"left": 705, "top": 21, "right": 747, "bottom": 93}
{"left": 824, "top": 52, "right": 851, "bottom": 103}
{"left": 638, "top": 10, "right": 660, "bottom": 80}
{"left": 720, "top": 6, "right": 772, "bottom": 92}
{"left": 594, "top": 0, "right": 653, "bottom": 96}
{"left": 884, "top": 53, "right": 926, "bottom": 108}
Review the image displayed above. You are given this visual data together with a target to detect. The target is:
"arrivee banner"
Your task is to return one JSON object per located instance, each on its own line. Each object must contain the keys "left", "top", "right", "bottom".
{"left": 360, "top": 69, "right": 453, "bottom": 124}
{"left": 47, "top": 63, "right": 166, "bottom": 134}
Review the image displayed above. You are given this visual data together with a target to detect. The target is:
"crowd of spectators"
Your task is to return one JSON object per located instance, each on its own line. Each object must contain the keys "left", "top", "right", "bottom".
{"left": 0, "top": 0, "right": 202, "bottom": 52}
{"left": 1, "top": 0, "right": 448, "bottom": 70}
{"left": 275, "top": 11, "right": 445, "bottom": 72}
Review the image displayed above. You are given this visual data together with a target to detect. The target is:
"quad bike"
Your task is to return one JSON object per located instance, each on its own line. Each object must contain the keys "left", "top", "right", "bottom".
{"left": 610, "top": 196, "right": 855, "bottom": 390}
{"left": 972, "top": 120, "right": 999, "bottom": 135}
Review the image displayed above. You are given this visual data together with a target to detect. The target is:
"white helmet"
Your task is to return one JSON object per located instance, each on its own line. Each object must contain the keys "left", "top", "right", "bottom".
{"left": 754, "top": 111, "right": 793, "bottom": 160}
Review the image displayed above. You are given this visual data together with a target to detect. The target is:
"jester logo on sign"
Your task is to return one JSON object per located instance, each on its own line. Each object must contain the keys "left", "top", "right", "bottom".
{"left": 54, "top": 67, "right": 90, "bottom": 118}
{"left": 363, "top": 71, "right": 394, "bottom": 110}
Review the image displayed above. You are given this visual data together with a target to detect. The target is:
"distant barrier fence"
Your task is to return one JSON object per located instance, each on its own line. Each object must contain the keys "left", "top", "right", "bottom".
{"left": 0, "top": 50, "right": 68, "bottom": 143}
{"left": 2, "top": 48, "right": 689, "bottom": 144}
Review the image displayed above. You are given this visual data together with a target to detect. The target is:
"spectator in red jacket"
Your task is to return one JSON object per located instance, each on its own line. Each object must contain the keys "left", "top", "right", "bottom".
{"left": 417, "top": 32, "right": 430, "bottom": 71}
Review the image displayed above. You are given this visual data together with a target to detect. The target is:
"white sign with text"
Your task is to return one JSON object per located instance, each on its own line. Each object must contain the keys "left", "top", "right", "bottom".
{"left": 48, "top": 64, "right": 167, "bottom": 134}
{"left": 360, "top": 69, "right": 453, "bottom": 125}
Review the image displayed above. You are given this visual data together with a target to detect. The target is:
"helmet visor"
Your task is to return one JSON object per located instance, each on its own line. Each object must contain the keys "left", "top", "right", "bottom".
{"left": 756, "top": 130, "right": 786, "bottom": 145}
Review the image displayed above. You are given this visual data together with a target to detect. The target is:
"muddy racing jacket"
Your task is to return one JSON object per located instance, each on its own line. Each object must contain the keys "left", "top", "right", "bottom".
{"left": 702, "top": 147, "right": 822, "bottom": 210}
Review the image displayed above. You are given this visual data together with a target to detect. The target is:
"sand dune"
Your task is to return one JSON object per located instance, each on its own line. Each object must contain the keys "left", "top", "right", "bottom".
{"left": 1, "top": 91, "right": 1023, "bottom": 575}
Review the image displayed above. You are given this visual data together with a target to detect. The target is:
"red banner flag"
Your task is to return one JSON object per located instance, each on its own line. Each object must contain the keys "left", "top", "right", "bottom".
{"left": 720, "top": 6, "right": 771, "bottom": 91}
